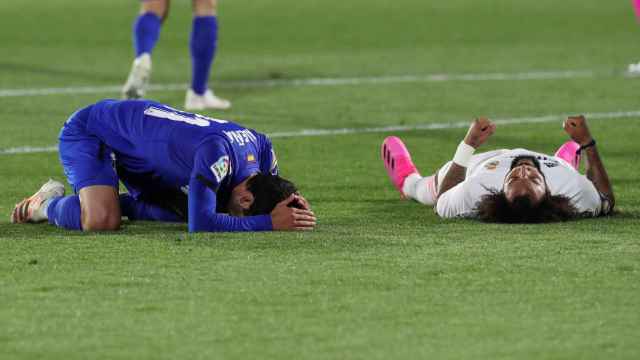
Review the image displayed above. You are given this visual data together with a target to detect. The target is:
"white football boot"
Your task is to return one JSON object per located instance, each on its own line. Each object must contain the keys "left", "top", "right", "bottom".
{"left": 11, "top": 179, "right": 65, "bottom": 223}
{"left": 122, "top": 53, "right": 152, "bottom": 99}
{"left": 184, "top": 89, "right": 232, "bottom": 111}
{"left": 627, "top": 62, "right": 640, "bottom": 76}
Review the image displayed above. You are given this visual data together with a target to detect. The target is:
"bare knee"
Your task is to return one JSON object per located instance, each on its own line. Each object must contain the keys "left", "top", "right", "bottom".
{"left": 141, "top": 0, "right": 170, "bottom": 21}
{"left": 193, "top": 0, "right": 217, "bottom": 16}
{"left": 82, "top": 209, "right": 121, "bottom": 231}
{"left": 79, "top": 185, "right": 121, "bottom": 231}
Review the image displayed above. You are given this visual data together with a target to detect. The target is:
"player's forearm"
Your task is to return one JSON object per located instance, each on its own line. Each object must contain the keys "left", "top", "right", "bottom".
{"left": 436, "top": 119, "right": 494, "bottom": 199}
{"left": 187, "top": 176, "right": 273, "bottom": 232}
{"left": 189, "top": 212, "right": 272, "bottom": 232}
{"left": 583, "top": 145, "right": 615, "bottom": 211}
{"left": 437, "top": 141, "right": 474, "bottom": 198}
{"left": 437, "top": 163, "right": 467, "bottom": 198}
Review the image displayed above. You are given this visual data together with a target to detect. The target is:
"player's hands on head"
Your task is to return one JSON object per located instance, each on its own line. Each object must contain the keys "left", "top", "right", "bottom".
{"left": 563, "top": 115, "right": 593, "bottom": 146}
{"left": 464, "top": 117, "right": 496, "bottom": 149}
{"left": 289, "top": 193, "right": 311, "bottom": 210}
{"left": 271, "top": 194, "right": 316, "bottom": 231}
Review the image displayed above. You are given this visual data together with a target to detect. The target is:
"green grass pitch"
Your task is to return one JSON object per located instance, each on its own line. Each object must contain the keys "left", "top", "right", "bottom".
{"left": 1, "top": 0, "right": 640, "bottom": 358}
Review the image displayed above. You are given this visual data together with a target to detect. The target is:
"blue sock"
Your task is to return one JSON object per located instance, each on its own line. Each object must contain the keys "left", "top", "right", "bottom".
{"left": 133, "top": 12, "right": 162, "bottom": 57}
{"left": 47, "top": 195, "right": 82, "bottom": 231}
{"left": 119, "top": 194, "right": 183, "bottom": 222}
{"left": 190, "top": 16, "right": 218, "bottom": 95}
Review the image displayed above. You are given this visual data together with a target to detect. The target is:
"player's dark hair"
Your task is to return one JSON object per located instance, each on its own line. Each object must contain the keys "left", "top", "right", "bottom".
{"left": 475, "top": 189, "right": 577, "bottom": 223}
{"left": 245, "top": 174, "right": 298, "bottom": 216}
{"left": 510, "top": 155, "right": 542, "bottom": 172}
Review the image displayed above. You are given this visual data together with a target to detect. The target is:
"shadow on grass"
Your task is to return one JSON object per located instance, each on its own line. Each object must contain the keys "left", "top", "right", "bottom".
{"left": 0, "top": 221, "right": 186, "bottom": 240}
{"left": 606, "top": 208, "right": 640, "bottom": 219}
{"left": 1, "top": 206, "right": 637, "bottom": 245}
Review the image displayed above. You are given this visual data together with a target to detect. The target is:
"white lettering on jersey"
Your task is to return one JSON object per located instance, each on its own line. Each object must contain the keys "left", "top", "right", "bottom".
{"left": 223, "top": 130, "right": 257, "bottom": 146}
{"left": 144, "top": 106, "right": 228, "bottom": 127}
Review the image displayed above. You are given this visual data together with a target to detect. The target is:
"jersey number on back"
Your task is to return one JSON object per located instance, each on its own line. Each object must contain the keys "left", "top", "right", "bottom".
{"left": 144, "top": 106, "right": 228, "bottom": 127}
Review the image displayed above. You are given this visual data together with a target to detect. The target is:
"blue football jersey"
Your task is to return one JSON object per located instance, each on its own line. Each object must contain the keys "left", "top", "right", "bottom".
{"left": 84, "top": 99, "right": 278, "bottom": 231}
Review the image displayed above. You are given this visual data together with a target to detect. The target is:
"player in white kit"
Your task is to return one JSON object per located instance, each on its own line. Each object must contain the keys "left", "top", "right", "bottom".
{"left": 381, "top": 116, "right": 614, "bottom": 223}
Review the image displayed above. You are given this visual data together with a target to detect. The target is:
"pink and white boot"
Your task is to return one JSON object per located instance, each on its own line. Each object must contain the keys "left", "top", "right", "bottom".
{"left": 554, "top": 140, "right": 581, "bottom": 170}
{"left": 381, "top": 136, "right": 419, "bottom": 198}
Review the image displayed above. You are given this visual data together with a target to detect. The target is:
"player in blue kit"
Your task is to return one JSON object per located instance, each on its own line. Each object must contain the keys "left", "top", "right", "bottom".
{"left": 10, "top": 100, "right": 316, "bottom": 232}
{"left": 122, "top": 0, "right": 231, "bottom": 110}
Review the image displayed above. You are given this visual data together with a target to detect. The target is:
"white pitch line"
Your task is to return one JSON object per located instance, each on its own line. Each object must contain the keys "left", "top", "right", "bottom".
{"left": 2, "top": 110, "right": 638, "bottom": 156}
{"left": 0, "top": 145, "right": 59, "bottom": 155}
{"left": 268, "top": 110, "right": 640, "bottom": 138}
{"left": 0, "top": 70, "right": 596, "bottom": 98}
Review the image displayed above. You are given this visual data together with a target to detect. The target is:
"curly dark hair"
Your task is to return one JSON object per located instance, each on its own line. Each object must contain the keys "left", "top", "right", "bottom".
{"left": 475, "top": 188, "right": 578, "bottom": 223}
{"left": 244, "top": 174, "right": 298, "bottom": 216}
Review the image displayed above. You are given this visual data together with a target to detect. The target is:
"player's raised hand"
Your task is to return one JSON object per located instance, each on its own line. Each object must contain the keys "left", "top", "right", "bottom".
{"left": 563, "top": 115, "right": 593, "bottom": 146}
{"left": 271, "top": 194, "right": 316, "bottom": 231}
{"left": 464, "top": 117, "right": 496, "bottom": 149}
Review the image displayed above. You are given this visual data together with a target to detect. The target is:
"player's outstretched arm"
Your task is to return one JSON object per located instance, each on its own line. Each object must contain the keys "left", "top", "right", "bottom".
{"left": 563, "top": 116, "right": 615, "bottom": 214}
{"left": 437, "top": 118, "right": 496, "bottom": 199}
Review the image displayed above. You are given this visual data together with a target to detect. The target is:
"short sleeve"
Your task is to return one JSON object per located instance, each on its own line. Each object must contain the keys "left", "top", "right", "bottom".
{"left": 571, "top": 176, "right": 606, "bottom": 216}
{"left": 259, "top": 136, "right": 279, "bottom": 176}
{"left": 435, "top": 181, "right": 480, "bottom": 218}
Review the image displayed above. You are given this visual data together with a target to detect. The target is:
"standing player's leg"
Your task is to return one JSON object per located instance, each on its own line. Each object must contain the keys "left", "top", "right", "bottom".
{"left": 122, "top": 0, "right": 170, "bottom": 99}
{"left": 184, "top": 0, "right": 231, "bottom": 111}
{"left": 629, "top": 0, "right": 640, "bottom": 75}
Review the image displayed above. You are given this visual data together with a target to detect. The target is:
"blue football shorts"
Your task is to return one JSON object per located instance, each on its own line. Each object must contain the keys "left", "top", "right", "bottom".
{"left": 58, "top": 105, "right": 119, "bottom": 193}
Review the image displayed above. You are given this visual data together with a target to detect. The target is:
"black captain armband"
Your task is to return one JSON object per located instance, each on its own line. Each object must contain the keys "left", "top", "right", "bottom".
{"left": 196, "top": 174, "right": 219, "bottom": 191}
{"left": 577, "top": 139, "right": 596, "bottom": 155}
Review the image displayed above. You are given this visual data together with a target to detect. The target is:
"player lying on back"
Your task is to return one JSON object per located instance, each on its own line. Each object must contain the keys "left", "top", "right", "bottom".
{"left": 11, "top": 100, "right": 316, "bottom": 232}
{"left": 381, "top": 116, "right": 614, "bottom": 222}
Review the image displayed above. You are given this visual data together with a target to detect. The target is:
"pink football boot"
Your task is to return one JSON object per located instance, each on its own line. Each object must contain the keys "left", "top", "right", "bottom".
{"left": 554, "top": 140, "right": 581, "bottom": 170}
{"left": 381, "top": 136, "right": 419, "bottom": 198}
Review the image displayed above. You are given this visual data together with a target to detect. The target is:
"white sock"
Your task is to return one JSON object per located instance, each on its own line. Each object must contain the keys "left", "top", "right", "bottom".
{"left": 402, "top": 173, "right": 437, "bottom": 206}
{"left": 402, "top": 173, "right": 420, "bottom": 198}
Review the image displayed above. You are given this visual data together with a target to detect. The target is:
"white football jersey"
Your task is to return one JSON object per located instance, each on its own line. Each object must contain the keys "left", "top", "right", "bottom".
{"left": 435, "top": 149, "right": 604, "bottom": 218}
